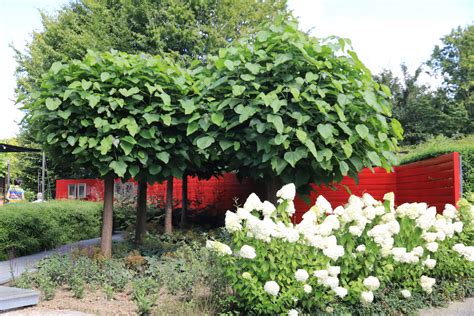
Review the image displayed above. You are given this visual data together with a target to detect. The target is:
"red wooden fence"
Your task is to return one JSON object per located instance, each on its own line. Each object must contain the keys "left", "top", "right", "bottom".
{"left": 56, "top": 152, "right": 462, "bottom": 220}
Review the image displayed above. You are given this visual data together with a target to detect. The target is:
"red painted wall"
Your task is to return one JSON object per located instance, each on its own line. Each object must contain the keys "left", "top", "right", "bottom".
{"left": 56, "top": 153, "right": 462, "bottom": 220}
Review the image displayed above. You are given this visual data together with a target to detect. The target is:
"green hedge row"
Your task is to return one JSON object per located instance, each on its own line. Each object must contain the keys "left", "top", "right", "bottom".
{"left": 398, "top": 135, "right": 474, "bottom": 199}
{"left": 0, "top": 200, "right": 102, "bottom": 260}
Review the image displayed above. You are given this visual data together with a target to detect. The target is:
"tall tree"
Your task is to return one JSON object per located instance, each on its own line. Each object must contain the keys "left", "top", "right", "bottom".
{"left": 428, "top": 24, "right": 474, "bottom": 123}
{"left": 199, "top": 17, "right": 402, "bottom": 199}
{"left": 15, "top": 0, "right": 289, "bottom": 240}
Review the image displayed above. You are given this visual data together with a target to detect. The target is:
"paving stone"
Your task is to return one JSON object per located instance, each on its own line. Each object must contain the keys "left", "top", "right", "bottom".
{"left": 0, "top": 286, "right": 39, "bottom": 311}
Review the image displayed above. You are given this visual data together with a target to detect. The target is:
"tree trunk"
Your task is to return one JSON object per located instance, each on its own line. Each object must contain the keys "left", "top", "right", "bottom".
{"left": 165, "top": 176, "right": 173, "bottom": 234}
{"left": 264, "top": 176, "right": 282, "bottom": 205}
{"left": 101, "top": 175, "right": 114, "bottom": 258}
{"left": 180, "top": 174, "right": 188, "bottom": 228}
{"left": 134, "top": 179, "right": 147, "bottom": 245}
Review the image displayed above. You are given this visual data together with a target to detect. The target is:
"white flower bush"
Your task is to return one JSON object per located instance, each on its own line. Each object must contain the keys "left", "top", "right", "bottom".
{"left": 208, "top": 184, "right": 474, "bottom": 314}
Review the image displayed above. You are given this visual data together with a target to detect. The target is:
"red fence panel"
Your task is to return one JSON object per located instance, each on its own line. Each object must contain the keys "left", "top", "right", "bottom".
{"left": 56, "top": 153, "right": 462, "bottom": 219}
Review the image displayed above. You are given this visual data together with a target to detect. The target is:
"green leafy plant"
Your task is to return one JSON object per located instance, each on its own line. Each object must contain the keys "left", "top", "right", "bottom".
{"left": 103, "top": 284, "right": 115, "bottom": 301}
{"left": 0, "top": 201, "right": 101, "bottom": 260}
{"left": 209, "top": 184, "right": 473, "bottom": 314}
{"left": 199, "top": 16, "right": 403, "bottom": 196}
{"left": 69, "top": 274, "right": 85, "bottom": 299}
{"left": 131, "top": 277, "right": 160, "bottom": 315}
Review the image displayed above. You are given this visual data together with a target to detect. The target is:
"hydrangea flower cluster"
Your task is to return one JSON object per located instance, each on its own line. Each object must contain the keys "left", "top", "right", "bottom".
{"left": 208, "top": 183, "right": 473, "bottom": 315}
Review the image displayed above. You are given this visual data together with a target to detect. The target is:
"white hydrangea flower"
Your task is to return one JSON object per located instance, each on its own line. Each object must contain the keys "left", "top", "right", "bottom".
{"left": 242, "top": 272, "right": 252, "bottom": 280}
{"left": 423, "top": 258, "right": 436, "bottom": 269}
{"left": 362, "top": 193, "right": 378, "bottom": 206}
{"left": 314, "top": 269, "right": 329, "bottom": 280}
{"left": 295, "top": 269, "right": 309, "bottom": 282}
{"left": 288, "top": 309, "right": 298, "bottom": 316}
{"left": 443, "top": 204, "right": 457, "bottom": 219}
{"left": 206, "top": 240, "right": 232, "bottom": 255}
{"left": 264, "top": 281, "right": 280, "bottom": 296}
{"left": 356, "top": 245, "right": 366, "bottom": 252}
{"left": 334, "top": 286, "right": 348, "bottom": 298}
{"left": 361, "top": 291, "right": 374, "bottom": 304}
{"left": 453, "top": 221, "right": 463, "bottom": 233}
{"left": 286, "top": 201, "right": 296, "bottom": 216}
{"left": 244, "top": 193, "right": 263, "bottom": 211}
{"left": 323, "top": 245, "right": 344, "bottom": 261}
{"left": 422, "top": 232, "right": 438, "bottom": 243}
{"left": 239, "top": 245, "right": 256, "bottom": 259}
{"left": 363, "top": 276, "right": 380, "bottom": 291}
{"left": 412, "top": 246, "right": 424, "bottom": 257}
{"left": 323, "top": 276, "right": 339, "bottom": 289}
{"left": 303, "top": 284, "right": 312, "bottom": 293}
{"left": 277, "top": 183, "right": 296, "bottom": 200}
{"left": 348, "top": 195, "right": 364, "bottom": 210}
{"left": 316, "top": 195, "right": 333, "bottom": 214}
{"left": 349, "top": 225, "right": 364, "bottom": 237}
{"left": 401, "top": 289, "right": 411, "bottom": 298}
{"left": 453, "top": 243, "right": 474, "bottom": 261}
{"left": 262, "top": 201, "right": 276, "bottom": 217}
{"left": 426, "top": 242, "right": 439, "bottom": 253}
{"left": 420, "top": 275, "right": 436, "bottom": 294}
{"left": 236, "top": 207, "right": 252, "bottom": 220}
{"left": 328, "top": 266, "right": 341, "bottom": 276}
{"left": 225, "top": 211, "right": 242, "bottom": 232}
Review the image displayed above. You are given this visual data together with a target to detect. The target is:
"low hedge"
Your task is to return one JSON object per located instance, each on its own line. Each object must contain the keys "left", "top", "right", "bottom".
{"left": 0, "top": 200, "right": 102, "bottom": 260}
{"left": 398, "top": 135, "right": 474, "bottom": 200}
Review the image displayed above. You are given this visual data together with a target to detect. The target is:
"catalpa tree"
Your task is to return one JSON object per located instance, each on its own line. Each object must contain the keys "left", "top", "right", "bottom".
{"left": 200, "top": 17, "right": 403, "bottom": 200}
{"left": 25, "top": 51, "right": 195, "bottom": 255}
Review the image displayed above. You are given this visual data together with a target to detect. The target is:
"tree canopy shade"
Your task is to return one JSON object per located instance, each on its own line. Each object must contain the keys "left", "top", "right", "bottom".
{"left": 199, "top": 17, "right": 403, "bottom": 195}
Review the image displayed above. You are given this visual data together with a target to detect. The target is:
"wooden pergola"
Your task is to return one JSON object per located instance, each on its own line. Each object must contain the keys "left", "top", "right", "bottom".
{"left": 0, "top": 143, "right": 44, "bottom": 198}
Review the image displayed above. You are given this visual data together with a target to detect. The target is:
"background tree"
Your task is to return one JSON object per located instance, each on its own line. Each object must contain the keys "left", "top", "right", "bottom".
{"left": 428, "top": 24, "right": 474, "bottom": 123}
{"left": 198, "top": 17, "right": 402, "bottom": 201}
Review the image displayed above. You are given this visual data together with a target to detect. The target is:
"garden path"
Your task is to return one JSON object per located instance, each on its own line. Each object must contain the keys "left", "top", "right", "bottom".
{"left": 0, "top": 233, "right": 124, "bottom": 284}
{"left": 419, "top": 297, "right": 474, "bottom": 316}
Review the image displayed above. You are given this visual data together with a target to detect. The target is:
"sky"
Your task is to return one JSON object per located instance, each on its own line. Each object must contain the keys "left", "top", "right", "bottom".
{"left": 0, "top": 0, "right": 473, "bottom": 139}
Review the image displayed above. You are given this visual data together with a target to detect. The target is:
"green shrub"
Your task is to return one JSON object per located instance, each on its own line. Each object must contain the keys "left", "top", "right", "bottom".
{"left": 398, "top": 135, "right": 474, "bottom": 199}
{"left": 0, "top": 200, "right": 102, "bottom": 259}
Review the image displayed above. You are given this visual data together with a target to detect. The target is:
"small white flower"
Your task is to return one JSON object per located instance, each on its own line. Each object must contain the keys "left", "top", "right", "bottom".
{"left": 303, "top": 284, "right": 312, "bottom": 293}
{"left": 244, "top": 193, "right": 263, "bottom": 211}
{"left": 262, "top": 201, "right": 276, "bottom": 217}
{"left": 412, "top": 246, "right": 424, "bottom": 257}
{"left": 443, "top": 204, "right": 456, "bottom": 219}
{"left": 323, "top": 276, "right": 339, "bottom": 289}
{"left": 288, "top": 309, "right": 298, "bottom": 316}
{"left": 323, "top": 245, "right": 345, "bottom": 260}
{"left": 420, "top": 275, "right": 436, "bottom": 294}
{"left": 242, "top": 272, "right": 251, "bottom": 280}
{"left": 295, "top": 269, "right": 309, "bottom": 282}
{"left": 286, "top": 201, "right": 296, "bottom": 216}
{"left": 328, "top": 266, "right": 341, "bottom": 276}
{"left": 276, "top": 183, "right": 296, "bottom": 200}
{"left": 401, "top": 289, "right": 411, "bottom": 298}
{"left": 363, "top": 276, "right": 380, "bottom": 291}
{"left": 264, "top": 281, "right": 280, "bottom": 296}
{"left": 314, "top": 270, "right": 329, "bottom": 280}
{"left": 356, "top": 245, "right": 366, "bottom": 252}
{"left": 453, "top": 221, "right": 463, "bottom": 233}
{"left": 361, "top": 291, "right": 374, "bottom": 304}
{"left": 423, "top": 258, "right": 436, "bottom": 269}
{"left": 383, "top": 192, "right": 395, "bottom": 208}
{"left": 316, "top": 195, "right": 333, "bottom": 213}
{"left": 239, "top": 245, "right": 256, "bottom": 259}
{"left": 225, "top": 211, "right": 242, "bottom": 232}
{"left": 426, "top": 242, "right": 439, "bottom": 253}
{"left": 334, "top": 286, "right": 348, "bottom": 298}
{"left": 206, "top": 240, "right": 232, "bottom": 255}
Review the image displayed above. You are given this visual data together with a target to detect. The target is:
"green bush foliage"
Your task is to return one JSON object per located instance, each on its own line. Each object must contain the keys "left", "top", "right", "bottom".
{"left": 398, "top": 135, "right": 474, "bottom": 199}
{"left": 0, "top": 200, "right": 102, "bottom": 259}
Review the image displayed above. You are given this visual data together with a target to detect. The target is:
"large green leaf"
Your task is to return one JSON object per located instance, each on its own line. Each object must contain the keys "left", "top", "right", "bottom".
{"left": 355, "top": 124, "right": 369, "bottom": 139}
{"left": 196, "top": 136, "right": 215, "bottom": 149}
{"left": 317, "top": 123, "right": 333, "bottom": 139}
{"left": 45, "top": 98, "right": 61, "bottom": 110}
{"left": 110, "top": 160, "right": 127, "bottom": 177}
{"left": 267, "top": 114, "right": 284, "bottom": 133}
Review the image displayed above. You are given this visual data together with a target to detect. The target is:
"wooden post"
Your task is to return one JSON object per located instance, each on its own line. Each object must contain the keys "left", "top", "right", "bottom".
{"left": 100, "top": 175, "right": 114, "bottom": 258}
{"left": 165, "top": 177, "right": 173, "bottom": 234}
{"left": 41, "top": 152, "right": 46, "bottom": 198}
{"left": 135, "top": 179, "right": 148, "bottom": 245}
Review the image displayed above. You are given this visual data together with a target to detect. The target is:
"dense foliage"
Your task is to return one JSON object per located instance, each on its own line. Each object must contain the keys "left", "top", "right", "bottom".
{"left": 200, "top": 17, "right": 402, "bottom": 194}
{"left": 26, "top": 51, "right": 195, "bottom": 182}
{"left": 13, "top": 0, "right": 288, "bottom": 192}
{"left": 398, "top": 135, "right": 474, "bottom": 200}
{"left": 208, "top": 184, "right": 474, "bottom": 314}
{"left": 0, "top": 200, "right": 101, "bottom": 259}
